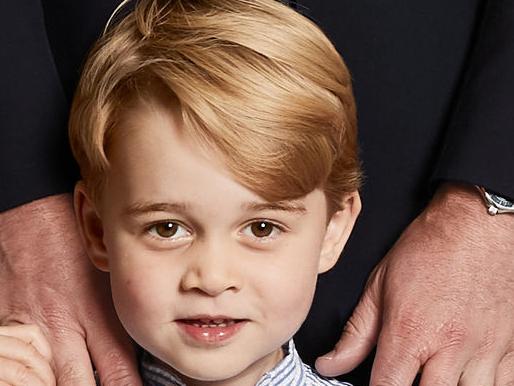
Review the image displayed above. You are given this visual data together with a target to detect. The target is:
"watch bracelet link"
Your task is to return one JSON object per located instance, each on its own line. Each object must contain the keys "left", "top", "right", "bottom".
{"left": 475, "top": 185, "right": 514, "bottom": 215}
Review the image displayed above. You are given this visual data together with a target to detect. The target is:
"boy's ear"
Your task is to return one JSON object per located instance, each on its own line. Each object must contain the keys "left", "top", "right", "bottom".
{"left": 74, "top": 182, "right": 110, "bottom": 272}
{"left": 318, "top": 191, "right": 361, "bottom": 274}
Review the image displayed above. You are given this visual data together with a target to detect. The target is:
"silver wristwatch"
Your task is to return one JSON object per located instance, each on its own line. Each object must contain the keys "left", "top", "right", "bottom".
{"left": 476, "top": 186, "right": 514, "bottom": 215}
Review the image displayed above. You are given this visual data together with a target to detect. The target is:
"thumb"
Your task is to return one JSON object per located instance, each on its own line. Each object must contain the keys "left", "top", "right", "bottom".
{"left": 315, "top": 272, "right": 383, "bottom": 377}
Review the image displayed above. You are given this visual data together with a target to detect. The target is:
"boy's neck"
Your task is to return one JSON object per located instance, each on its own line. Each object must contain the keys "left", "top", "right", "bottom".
{"left": 154, "top": 347, "right": 284, "bottom": 386}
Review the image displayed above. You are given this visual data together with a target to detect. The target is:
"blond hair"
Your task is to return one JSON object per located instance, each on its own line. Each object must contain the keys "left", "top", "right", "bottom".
{"left": 69, "top": 0, "right": 361, "bottom": 213}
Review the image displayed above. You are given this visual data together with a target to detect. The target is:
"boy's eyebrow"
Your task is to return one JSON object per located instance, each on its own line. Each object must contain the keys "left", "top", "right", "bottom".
{"left": 122, "top": 200, "right": 307, "bottom": 216}
{"left": 123, "top": 202, "right": 189, "bottom": 217}
{"left": 241, "top": 200, "right": 307, "bottom": 214}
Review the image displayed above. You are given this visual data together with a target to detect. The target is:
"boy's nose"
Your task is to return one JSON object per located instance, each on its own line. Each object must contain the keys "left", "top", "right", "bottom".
{"left": 180, "top": 242, "right": 242, "bottom": 296}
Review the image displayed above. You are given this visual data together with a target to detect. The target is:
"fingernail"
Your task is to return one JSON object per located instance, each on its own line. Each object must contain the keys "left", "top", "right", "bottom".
{"left": 318, "top": 350, "right": 336, "bottom": 360}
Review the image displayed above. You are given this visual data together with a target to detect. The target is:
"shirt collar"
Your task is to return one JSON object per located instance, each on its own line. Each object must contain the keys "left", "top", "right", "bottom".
{"left": 139, "top": 340, "right": 307, "bottom": 386}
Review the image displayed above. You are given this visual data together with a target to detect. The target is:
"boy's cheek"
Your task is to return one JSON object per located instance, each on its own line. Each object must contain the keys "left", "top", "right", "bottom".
{"left": 265, "top": 272, "right": 317, "bottom": 322}
{"left": 109, "top": 262, "right": 173, "bottom": 325}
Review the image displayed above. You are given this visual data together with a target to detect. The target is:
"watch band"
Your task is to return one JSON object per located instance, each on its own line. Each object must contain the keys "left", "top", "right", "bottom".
{"left": 476, "top": 186, "right": 514, "bottom": 215}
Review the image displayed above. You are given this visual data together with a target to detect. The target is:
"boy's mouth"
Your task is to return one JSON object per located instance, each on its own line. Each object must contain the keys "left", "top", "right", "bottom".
{"left": 176, "top": 317, "right": 248, "bottom": 345}
{"left": 181, "top": 318, "right": 242, "bottom": 328}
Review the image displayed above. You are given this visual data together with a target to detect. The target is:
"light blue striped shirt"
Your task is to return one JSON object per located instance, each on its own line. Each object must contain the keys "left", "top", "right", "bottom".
{"left": 139, "top": 340, "right": 353, "bottom": 386}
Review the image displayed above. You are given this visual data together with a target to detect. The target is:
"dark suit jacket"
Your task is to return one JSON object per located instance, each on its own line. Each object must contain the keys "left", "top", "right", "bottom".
{"left": 1, "top": 0, "right": 513, "bottom": 383}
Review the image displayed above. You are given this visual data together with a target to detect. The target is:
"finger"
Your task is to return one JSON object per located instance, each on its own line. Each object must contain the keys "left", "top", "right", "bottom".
{"left": 460, "top": 322, "right": 512, "bottom": 386}
{"left": 419, "top": 351, "right": 467, "bottom": 386}
{"left": 495, "top": 351, "right": 514, "bottom": 386}
{"left": 51, "top": 334, "right": 96, "bottom": 386}
{"left": 459, "top": 348, "right": 504, "bottom": 386}
{"left": 0, "top": 335, "right": 55, "bottom": 386}
{"left": 459, "top": 361, "right": 495, "bottom": 386}
{"left": 316, "top": 271, "right": 382, "bottom": 377}
{"left": 0, "top": 356, "right": 48, "bottom": 386}
{"left": 370, "top": 331, "right": 421, "bottom": 386}
{"left": 87, "top": 318, "right": 143, "bottom": 386}
{"left": 0, "top": 324, "right": 53, "bottom": 362}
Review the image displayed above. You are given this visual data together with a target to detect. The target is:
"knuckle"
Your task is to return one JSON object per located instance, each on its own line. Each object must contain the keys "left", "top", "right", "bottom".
{"left": 11, "top": 363, "right": 30, "bottom": 385}
{"left": 423, "top": 375, "right": 453, "bottom": 386}
{"left": 476, "top": 328, "right": 497, "bottom": 356}
{"left": 390, "top": 314, "right": 425, "bottom": 340}
{"left": 344, "top": 316, "right": 365, "bottom": 337}
{"left": 393, "top": 312, "right": 427, "bottom": 339}
{"left": 43, "top": 310, "right": 82, "bottom": 344}
{"left": 101, "top": 370, "right": 138, "bottom": 386}
{"left": 441, "top": 320, "right": 469, "bottom": 348}
{"left": 57, "top": 362, "right": 89, "bottom": 386}
{"left": 397, "top": 342, "right": 428, "bottom": 367}
{"left": 22, "top": 339, "right": 40, "bottom": 357}
{"left": 98, "top": 351, "right": 139, "bottom": 386}
{"left": 373, "top": 374, "right": 404, "bottom": 386}
{"left": 405, "top": 345, "right": 426, "bottom": 363}
{"left": 384, "top": 317, "right": 430, "bottom": 363}
{"left": 26, "top": 323, "right": 45, "bottom": 338}
{"left": 41, "top": 307, "right": 73, "bottom": 332}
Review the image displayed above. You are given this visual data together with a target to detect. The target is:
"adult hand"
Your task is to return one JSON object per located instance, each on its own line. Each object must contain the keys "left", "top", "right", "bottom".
{"left": 0, "top": 194, "right": 142, "bottom": 386}
{"left": 315, "top": 183, "right": 514, "bottom": 385}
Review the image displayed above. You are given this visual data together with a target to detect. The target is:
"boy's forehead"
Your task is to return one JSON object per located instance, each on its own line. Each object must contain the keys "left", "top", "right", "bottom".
{"left": 110, "top": 96, "right": 213, "bottom": 169}
{"left": 114, "top": 95, "right": 218, "bottom": 161}
{"left": 117, "top": 95, "right": 182, "bottom": 135}
{"left": 105, "top": 89, "right": 332, "bottom": 219}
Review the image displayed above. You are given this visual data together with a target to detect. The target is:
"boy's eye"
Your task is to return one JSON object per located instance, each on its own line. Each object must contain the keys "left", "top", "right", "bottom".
{"left": 148, "top": 221, "right": 189, "bottom": 239}
{"left": 242, "top": 221, "right": 282, "bottom": 239}
{"left": 251, "top": 221, "right": 274, "bottom": 237}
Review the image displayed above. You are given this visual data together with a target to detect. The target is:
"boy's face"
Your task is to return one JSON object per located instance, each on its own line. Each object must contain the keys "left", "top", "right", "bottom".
{"left": 76, "top": 100, "right": 360, "bottom": 385}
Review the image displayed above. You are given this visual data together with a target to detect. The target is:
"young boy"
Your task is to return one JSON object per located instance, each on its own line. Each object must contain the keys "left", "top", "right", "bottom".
{"left": 0, "top": 0, "right": 361, "bottom": 384}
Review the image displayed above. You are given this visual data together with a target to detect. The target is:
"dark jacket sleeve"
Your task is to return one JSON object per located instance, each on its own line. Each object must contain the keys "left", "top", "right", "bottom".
{"left": 0, "top": 0, "right": 74, "bottom": 211}
{"left": 433, "top": 0, "right": 514, "bottom": 199}
{"left": 0, "top": 0, "right": 119, "bottom": 212}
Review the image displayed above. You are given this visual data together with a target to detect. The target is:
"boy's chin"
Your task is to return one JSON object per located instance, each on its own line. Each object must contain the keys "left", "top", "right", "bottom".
{"left": 177, "top": 360, "right": 250, "bottom": 384}
{"left": 172, "top": 346, "right": 284, "bottom": 384}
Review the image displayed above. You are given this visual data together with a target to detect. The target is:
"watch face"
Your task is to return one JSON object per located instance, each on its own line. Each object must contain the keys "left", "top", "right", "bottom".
{"left": 490, "top": 193, "right": 514, "bottom": 210}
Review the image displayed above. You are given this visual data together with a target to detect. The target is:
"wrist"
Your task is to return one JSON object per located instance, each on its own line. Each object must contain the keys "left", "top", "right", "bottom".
{"left": 429, "top": 183, "right": 486, "bottom": 217}
{"left": 422, "top": 182, "right": 514, "bottom": 247}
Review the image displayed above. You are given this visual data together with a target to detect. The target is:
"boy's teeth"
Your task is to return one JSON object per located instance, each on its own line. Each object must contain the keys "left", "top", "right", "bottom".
{"left": 190, "top": 319, "right": 238, "bottom": 328}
